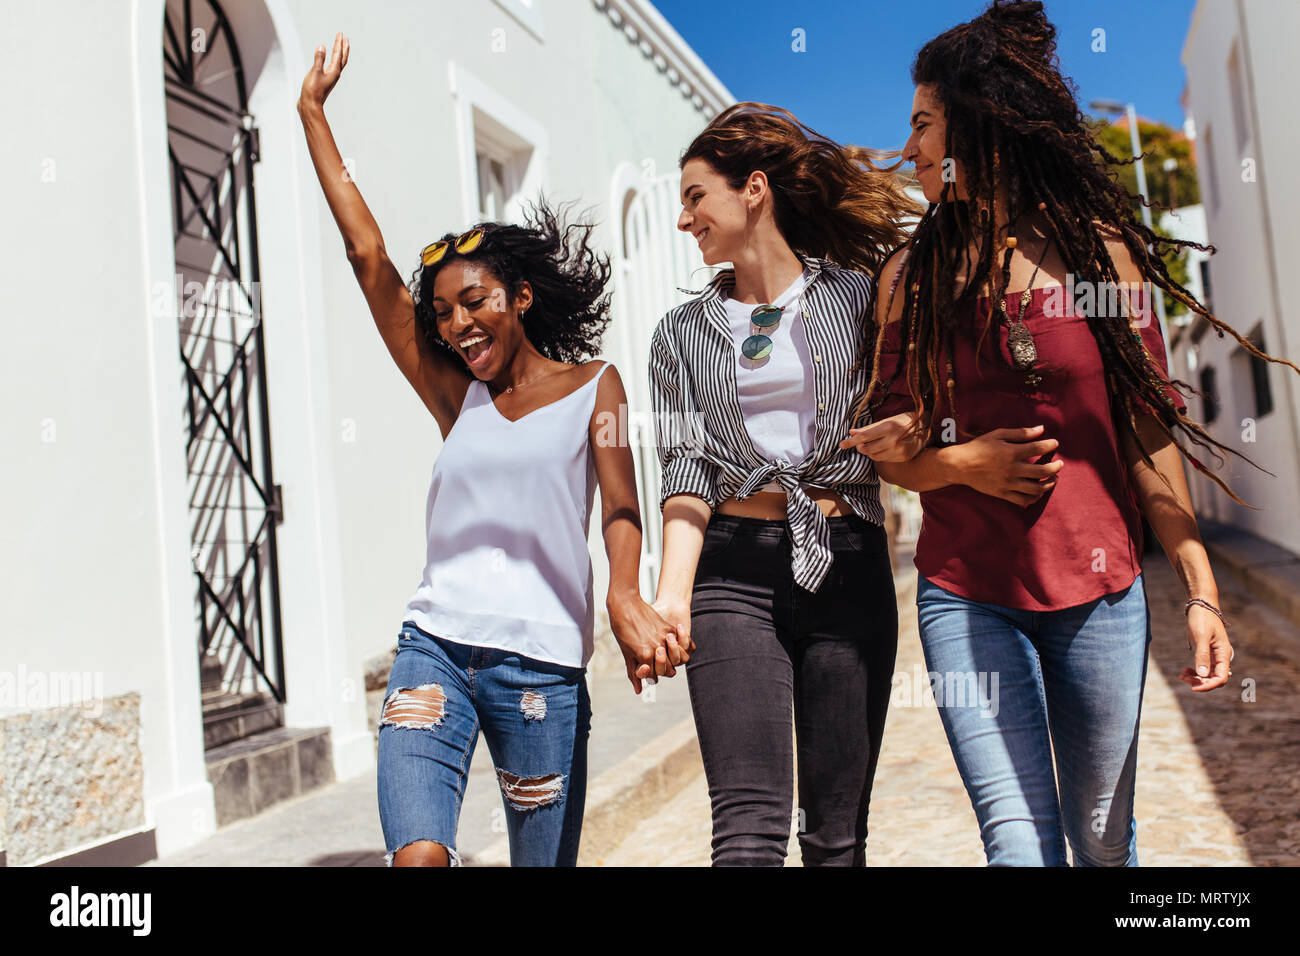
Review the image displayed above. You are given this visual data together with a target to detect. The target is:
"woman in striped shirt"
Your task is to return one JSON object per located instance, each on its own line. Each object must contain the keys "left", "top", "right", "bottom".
{"left": 649, "top": 103, "right": 922, "bottom": 866}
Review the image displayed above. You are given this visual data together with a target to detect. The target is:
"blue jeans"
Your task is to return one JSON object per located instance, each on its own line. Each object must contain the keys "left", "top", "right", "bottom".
{"left": 915, "top": 574, "right": 1151, "bottom": 866}
{"left": 377, "top": 621, "right": 591, "bottom": 866}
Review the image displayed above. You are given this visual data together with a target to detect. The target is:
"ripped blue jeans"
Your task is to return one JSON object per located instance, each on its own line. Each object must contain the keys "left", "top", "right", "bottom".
{"left": 377, "top": 621, "right": 591, "bottom": 866}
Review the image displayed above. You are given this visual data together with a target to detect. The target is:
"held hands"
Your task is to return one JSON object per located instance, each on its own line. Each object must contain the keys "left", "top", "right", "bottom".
{"left": 840, "top": 411, "right": 926, "bottom": 462}
{"left": 299, "top": 32, "right": 349, "bottom": 111}
{"left": 1181, "top": 604, "right": 1233, "bottom": 692}
{"left": 650, "top": 595, "right": 694, "bottom": 677}
{"left": 607, "top": 594, "right": 694, "bottom": 694}
{"left": 952, "top": 425, "right": 1063, "bottom": 507}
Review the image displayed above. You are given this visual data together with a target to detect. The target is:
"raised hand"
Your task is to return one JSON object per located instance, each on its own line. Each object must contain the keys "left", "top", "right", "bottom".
{"left": 299, "top": 31, "right": 350, "bottom": 111}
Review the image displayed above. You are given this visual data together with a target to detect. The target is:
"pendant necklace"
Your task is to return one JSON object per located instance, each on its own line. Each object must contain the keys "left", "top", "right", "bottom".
{"left": 999, "top": 235, "right": 1050, "bottom": 388}
{"left": 494, "top": 364, "right": 562, "bottom": 395}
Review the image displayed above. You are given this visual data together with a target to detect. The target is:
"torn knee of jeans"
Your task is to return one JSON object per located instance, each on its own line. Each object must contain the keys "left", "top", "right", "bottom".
{"left": 519, "top": 689, "right": 547, "bottom": 722}
{"left": 379, "top": 683, "right": 446, "bottom": 730}
{"left": 496, "top": 768, "right": 564, "bottom": 810}
{"left": 384, "top": 839, "right": 461, "bottom": 867}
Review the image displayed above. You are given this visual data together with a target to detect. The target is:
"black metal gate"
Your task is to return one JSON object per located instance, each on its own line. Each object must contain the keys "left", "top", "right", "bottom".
{"left": 163, "top": 0, "right": 286, "bottom": 748}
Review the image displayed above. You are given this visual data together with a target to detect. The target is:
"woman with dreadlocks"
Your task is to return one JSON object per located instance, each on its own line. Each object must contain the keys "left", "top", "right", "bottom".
{"left": 843, "top": 0, "right": 1300, "bottom": 866}
{"left": 299, "top": 33, "right": 681, "bottom": 867}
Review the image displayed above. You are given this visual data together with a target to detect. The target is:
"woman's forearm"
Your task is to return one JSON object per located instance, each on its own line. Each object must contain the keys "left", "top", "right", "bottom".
{"left": 603, "top": 505, "right": 645, "bottom": 610}
{"left": 655, "top": 494, "right": 711, "bottom": 602}
{"left": 1123, "top": 415, "right": 1219, "bottom": 603}
{"left": 876, "top": 443, "right": 965, "bottom": 492}
{"left": 297, "top": 100, "right": 386, "bottom": 260}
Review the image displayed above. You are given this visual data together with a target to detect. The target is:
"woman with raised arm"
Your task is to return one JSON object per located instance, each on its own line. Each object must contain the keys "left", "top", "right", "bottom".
{"left": 846, "top": 0, "right": 1300, "bottom": 866}
{"left": 298, "top": 33, "right": 681, "bottom": 867}
{"left": 649, "top": 102, "right": 922, "bottom": 866}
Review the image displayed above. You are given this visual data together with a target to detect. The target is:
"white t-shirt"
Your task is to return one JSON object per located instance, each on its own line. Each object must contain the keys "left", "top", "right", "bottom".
{"left": 722, "top": 270, "right": 817, "bottom": 493}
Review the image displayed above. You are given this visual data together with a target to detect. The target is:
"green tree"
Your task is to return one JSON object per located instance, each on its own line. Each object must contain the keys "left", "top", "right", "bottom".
{"left": 1090, "top": 118, "right": 1200, "bottom": 213}
{"left": 1091, "top": 118, "right": 1197, "bottom": 317}
{"left": 1153, "top": 221, "right": 1191, "bottom": 317}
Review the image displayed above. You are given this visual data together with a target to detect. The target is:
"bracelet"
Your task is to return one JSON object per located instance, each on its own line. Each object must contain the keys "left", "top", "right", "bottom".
{"left": 1185, "top": 597, "right": 1229, "bottom": 629}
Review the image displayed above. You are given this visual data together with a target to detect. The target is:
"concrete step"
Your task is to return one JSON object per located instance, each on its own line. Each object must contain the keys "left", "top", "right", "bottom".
{"left": 205, "top": 726, "right": 335, "bottom": 828}
{"left": 199, "top": 654, "right": 223, "bottom": 694}
{"left": 202, "top": 692, "right": 284, "bottom": 749}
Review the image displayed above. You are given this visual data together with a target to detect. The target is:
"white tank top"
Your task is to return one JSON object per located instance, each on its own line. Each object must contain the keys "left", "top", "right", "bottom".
{"left": 723, "top": 269, "right": 817, "bottom": 492}
{"left": 401, "top": 361, "right": 613, "bottom": 669}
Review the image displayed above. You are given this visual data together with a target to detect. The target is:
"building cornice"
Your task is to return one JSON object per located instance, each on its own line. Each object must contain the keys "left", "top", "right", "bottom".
{"left": 593, "top": 0, "right": 735, "bottom": 118}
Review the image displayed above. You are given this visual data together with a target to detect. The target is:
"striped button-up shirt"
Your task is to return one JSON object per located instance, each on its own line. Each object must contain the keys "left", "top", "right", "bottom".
{"left": 648, "top": 255, "right": 885, "bottom": 594}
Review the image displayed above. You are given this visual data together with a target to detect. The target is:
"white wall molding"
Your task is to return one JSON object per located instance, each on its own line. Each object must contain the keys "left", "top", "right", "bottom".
{"left": 257, "top": 0, "right": 371, "bottom": 778}
{"left": 593, "top": 0, "right": 735, "bottom": 119}
{"left": 131, "top": 0, "right": 216, "bottom": 855}
{"left": 491, "top": 0, "right": 545, "bottom": 42}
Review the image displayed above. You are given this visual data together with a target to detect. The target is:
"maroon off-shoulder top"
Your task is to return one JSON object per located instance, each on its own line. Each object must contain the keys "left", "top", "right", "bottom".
{"left": 875, "top": 284, "right": 1186, "bottom": 610}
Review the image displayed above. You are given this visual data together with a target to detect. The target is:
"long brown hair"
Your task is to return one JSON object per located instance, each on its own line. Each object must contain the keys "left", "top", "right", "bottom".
{"left": 681, "top": 102, "right": 920, "bottom": 277}
{"left": 682, "top": 103, "right": 922, "bottom": 376}
{"left": 855, "top": 0, "right": 1298, "bottom": 505}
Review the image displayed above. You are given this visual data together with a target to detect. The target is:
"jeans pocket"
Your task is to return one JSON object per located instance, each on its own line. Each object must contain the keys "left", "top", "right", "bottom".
{"left": 698, "top": 522, "right": 737, "bottom": 561}
{"left": 841, "top": 516, "right": 883, "bottom": 555}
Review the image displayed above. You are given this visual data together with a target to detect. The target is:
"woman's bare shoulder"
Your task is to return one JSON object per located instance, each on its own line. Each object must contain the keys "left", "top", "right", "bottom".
{"left": 876, "top": 247, "right": 912, "bottom": 326}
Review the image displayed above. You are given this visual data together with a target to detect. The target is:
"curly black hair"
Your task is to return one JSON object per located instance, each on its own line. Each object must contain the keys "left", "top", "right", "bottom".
{"left": 856, "top": 0, "right": 1299, "bottom": 506}
{"left": 408, "top": 197, "right": 613, "bottom": 373}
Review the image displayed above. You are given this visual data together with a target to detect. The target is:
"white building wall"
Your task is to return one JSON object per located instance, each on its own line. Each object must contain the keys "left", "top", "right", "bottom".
{"left": 0, "top": 0, "right": 222, "bottom": 862}
{"left": 1178, "top": 0, "right": 1300, "bottom": 551}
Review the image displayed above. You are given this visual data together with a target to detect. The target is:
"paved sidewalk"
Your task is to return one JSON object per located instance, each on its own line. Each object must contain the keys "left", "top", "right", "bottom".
{"left": 602, "top": 554, "right": 1300, "bottom": 866}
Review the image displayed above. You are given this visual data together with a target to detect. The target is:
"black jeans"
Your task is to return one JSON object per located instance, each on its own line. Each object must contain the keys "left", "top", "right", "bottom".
{"left": 686, "top": 511, "right": 898, "bottom": 866}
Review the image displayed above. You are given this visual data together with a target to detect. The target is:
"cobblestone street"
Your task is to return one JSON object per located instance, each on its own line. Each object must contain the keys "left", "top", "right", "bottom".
{"left": 600, "top": 551, "right": 1300, "bottom": 866}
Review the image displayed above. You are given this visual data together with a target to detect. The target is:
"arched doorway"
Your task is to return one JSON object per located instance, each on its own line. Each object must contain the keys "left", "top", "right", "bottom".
{"left": 163, "top": 0, "right": 285, "bottom": 747}
{"left": 609, "top": 166, "right": 710, "bottom": 595}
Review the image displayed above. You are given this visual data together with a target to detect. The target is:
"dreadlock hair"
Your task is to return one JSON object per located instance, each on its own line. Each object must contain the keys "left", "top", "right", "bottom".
{"left": 853, "top": 0, "right": 1299, "bottom": 506}
{"left": 681, "top": 102, "right": 923, "bottom": 367}
{"left": 409, "top": 196, "right": 612, "bottom": 373}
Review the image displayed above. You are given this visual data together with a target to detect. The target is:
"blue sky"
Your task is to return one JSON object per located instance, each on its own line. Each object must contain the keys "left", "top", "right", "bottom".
{"left": 653, "top": 0, "right": 1197, "bottom": 153}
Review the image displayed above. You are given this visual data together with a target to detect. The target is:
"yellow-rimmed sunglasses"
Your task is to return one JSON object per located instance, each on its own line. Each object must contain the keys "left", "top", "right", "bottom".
{"left": 421, "top": 227, "right": 485, "bottom": 267}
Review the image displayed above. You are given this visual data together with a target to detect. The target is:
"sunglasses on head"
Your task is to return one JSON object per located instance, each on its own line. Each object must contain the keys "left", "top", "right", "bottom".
{"left": 421, "top": 227, "right": 486, "bottom": 267}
